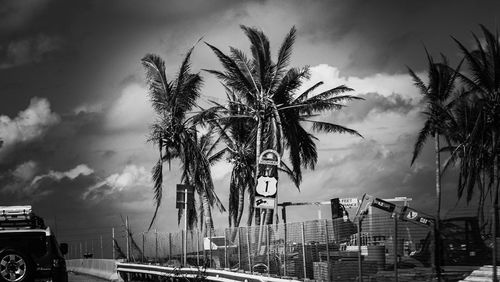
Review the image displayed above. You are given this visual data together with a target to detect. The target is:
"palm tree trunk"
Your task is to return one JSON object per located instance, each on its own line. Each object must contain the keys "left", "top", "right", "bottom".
{"left": 202, "top": 190, "right": 214, "bottom": 237}
{"left": 254, "top": 114, "right": 262, "bottom": 226}
{"left": 434, "top": 132, "right": 442, "bottom": 281}
{"left": 236, "top": 188, "right": 245, "bottom": 227}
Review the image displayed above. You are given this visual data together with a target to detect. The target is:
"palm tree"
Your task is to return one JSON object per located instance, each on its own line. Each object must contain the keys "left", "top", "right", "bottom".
{"left": 142, "top": 47, "right": 224, "bottom": 234}
{"left": 204, "top": 26, "right": 362, "bottom": 225}
{"left": 452, "top": 25, "right": 500, "bottom": 269}
{"left": 408, "top": 51, "right": 461, "bottom": 280}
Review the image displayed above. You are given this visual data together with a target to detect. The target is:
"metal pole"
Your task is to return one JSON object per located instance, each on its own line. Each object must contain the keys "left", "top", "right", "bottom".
{"left": 301, "top": 222, "right": 307, "bottom": 279}
{"left": 100, "top": 235, "right": 103, "bottom": 259}
{"left": 325, "top": 220, "right": 331, "bottom": 281}
{"left": 184, "top": 186, "right": 188, "bottom": 266}
{"left": 266, "top": 225, "right": 270, "bottom": 275}
{"left": 284, "top": 222, "right": 287, "bottom": 276}
{"left": 494, "top": 206, "right": 498, "bottom": 282}
{"left": 237, "top": 228, "right": 241, "bottom": 271}
{"left": 80, "top": 242, "right": 82, "bottom": 258}
{"left": 112, "top": 228, "right": 116, "bottom": 260}
{"left": 224, "top": 229, "right": 228, "bottom": 269}
{"left": 257, "top": 210, "right": 266, "bottom": 255}
{"left": 196, "top": 229, "right": 200, "bottom": 266}
{"left": 209, "top": 228, "right": 213, "bottom": 268}
{"left": 394, "top": 214, "right": 399, "bottom": 282}
{"left": 182, "top": 230, "right": 185, "bottom": 266}
{"left": 126, "top": 216, "right": 130, "bottom": 261}
{"left": 357, "top": 217, "right": 363, "bottom": 282}
{"left": 142, "top": 232, "right": 145, "bottom": 262}
{"left": 91, "top": 239, "right": 94, "bottom": 256}
{"left": 155, "top": 229, "right": 158, "bottom": 263}
{"left": 168, "top": 233, "right": 172, "bottom": 261}
{"left": 246, "top": 227, "right": 252, "bottom": 273}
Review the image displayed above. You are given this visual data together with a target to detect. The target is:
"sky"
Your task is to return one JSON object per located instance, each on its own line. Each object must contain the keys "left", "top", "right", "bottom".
{"left": 1, "top": 0, "right": 499, "bottom": 249}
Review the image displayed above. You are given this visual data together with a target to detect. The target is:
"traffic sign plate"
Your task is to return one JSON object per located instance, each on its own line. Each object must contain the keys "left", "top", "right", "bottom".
{"left": 255, "top": 196, "right": 275, "bottom": 209}
{"left": 256, "top": 176, "right": 277, "bottom": 197}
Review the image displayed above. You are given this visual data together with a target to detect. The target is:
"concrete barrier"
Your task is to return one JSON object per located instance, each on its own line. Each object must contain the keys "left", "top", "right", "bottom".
{"left": 66, "top": 259, "right": 123, "bottom": 281}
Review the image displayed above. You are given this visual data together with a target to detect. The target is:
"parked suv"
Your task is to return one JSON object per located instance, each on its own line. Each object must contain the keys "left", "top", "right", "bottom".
{"left": 0, "top": 206, "right": 68, "bottom": 282}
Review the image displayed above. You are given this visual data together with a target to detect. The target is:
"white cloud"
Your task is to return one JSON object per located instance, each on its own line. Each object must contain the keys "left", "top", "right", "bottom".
{"left": 105, "top": 83, "right": 153, "bottom": 131}
{"left": 83, "top": 164, "right": 151, "bottom": 200}
{"left": 31, "top": 164, "right": 94, "bottom": 185}
{"left": 0, "top": 97, "right": 60, "bottom": 156}
{"left": 302, "top": 64, "right": 423, "bottom": 101}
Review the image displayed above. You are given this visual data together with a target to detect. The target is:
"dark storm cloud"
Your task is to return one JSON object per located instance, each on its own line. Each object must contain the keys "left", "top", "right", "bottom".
{"left": 299, "top": 0, "right": 500, "bottom": 76}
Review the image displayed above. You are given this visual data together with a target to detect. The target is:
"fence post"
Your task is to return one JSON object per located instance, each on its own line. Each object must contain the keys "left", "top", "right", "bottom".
{"left": 209, "top": 228, "right": 213, "bottom": 268}
{"left": 168, "top": 233, "right": 172, "bottom": 261}
{"left": 357, "top": 217, "right": 363, "bottom": 282}
{"left": 246, "top": 227, "right": 252, "bottom": 273}
{"left": 394, "top": 214, "right": 398, "bottom": 282}
{"left": 196, "top": 229, "right": 200, "bottom": 266}
{"left": 112, "top": 228, "right": 115, "bottom": 260}
{"left": 237, "top": 227, "right": 241, "bottom": 271}
{"left": 224, "top": 228, "right": 228, "bottom": 269}
{"left": 284, "top": 222, "right": 287, "bottom": 276}
{"left": 301, "top": 222, "right": 307, "bottom": 279}
{"left": 494, "top": 206, "right": 498, "bottom": 282}
{"left": 325, "top": 220, "right": 331, "bottom": 281}
{"left": 155, "top": 229, "right": 158, "bottom": 263}
{"left": 142, "top": 232, "right": 145, "bottom": 262}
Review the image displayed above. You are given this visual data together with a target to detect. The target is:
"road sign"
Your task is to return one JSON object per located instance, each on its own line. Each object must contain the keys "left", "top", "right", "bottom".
{"left": 176, "top": 184, "right": 194, "bottom": 209}
{"left": 255, "top": 196, "right": 276, "bottom": 209}
{"left": 256, "top": 176, "right": 277, "bottom": 197}
{"left": 401, "top": 206, "right": 434, "bottom": 227}
{"left": 371, "top": 197, "right": 396, "bottom": 213}
{"left": 258, "top": 149, "right": 280, "bottom": 166}
{"left": 339, "top": 197, "right": 359, "bottom": 208}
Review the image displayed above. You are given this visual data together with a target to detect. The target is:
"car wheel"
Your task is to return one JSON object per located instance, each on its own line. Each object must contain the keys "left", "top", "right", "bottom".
{"left": 0, "top": 250, "right": 34, "bottom": 282}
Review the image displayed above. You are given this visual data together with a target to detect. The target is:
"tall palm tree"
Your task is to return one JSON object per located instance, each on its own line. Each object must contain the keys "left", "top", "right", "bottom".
{"left": 409, "top": 51, "right": 461, "bottom": 280}
{"left": 453, "top": 25, "right": 500, "bottom": 209}
{"left": 142, "top": 47, "right": 224, "bottom": 233}
{"left": 452, "top": 25, "right": 500, "bottom": 269}
{"left": 205, "top": 26, "right": 362, "bottom": 225}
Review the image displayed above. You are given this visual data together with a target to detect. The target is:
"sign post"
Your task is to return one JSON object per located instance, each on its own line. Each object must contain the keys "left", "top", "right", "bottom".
{"left": 255, "top": 149, "right": 280, "bottom": 254}
{"left": 176, "top": 184, "right": 194, "bottom": 266}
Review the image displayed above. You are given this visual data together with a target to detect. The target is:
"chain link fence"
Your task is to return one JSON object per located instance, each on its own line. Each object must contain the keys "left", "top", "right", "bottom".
{"left": 65, "top": 209, "right": 500, "bottom": 281}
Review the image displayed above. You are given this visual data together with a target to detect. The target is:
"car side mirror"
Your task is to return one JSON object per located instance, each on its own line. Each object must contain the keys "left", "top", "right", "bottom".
{"left": 60, "top": 243, "right": 68, "bottom": 255}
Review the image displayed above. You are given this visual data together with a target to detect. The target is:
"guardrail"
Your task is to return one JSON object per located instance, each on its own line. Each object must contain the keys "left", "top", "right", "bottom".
{"left": 116, "top": 262, "right": 301, "bottom": 282}
{"left": 66, "top": 259, "right": 122, "bottom": 281}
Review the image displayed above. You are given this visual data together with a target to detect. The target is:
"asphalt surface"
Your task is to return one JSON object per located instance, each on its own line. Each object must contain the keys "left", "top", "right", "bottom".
{"left": 68, "top": 272, "right": 108, "bottom": 282}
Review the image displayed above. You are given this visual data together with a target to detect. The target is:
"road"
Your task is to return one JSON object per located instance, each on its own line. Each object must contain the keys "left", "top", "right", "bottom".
{"left": 68, "top": 272, "right": 108, "bottom": 282}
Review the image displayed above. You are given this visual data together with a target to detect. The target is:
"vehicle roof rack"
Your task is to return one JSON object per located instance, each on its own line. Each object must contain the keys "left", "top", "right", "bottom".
{"left": 0, "top": 205, "right": 46, "bottom": 230}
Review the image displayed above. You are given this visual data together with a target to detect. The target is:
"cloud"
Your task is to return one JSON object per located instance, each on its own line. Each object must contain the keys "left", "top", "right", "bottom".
{"left": 303, "top": 64, "right": 421, "bottom": 100}
{"left": 1, "top": 160, "right": 39, "bottom": 195}
{"left": 0, "top": 34, "right": 64, "bottom": 69}
{"left": 83, "top": 164, "right": 151, "bottom": 201}
{"left": 0, "top": 97, "right": 60, "bottom": 158}
{"left": 331, "top": 92, "right": 416, "bottom": 124}
{"left": 31, "top": 164, "right": 94, "bottom": 186}
{"left": 105, "top": 83, "right": 153, "bottom": 132}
